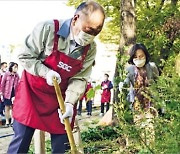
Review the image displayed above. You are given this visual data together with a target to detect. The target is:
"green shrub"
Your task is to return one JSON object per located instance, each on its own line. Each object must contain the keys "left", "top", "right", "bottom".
{"left": 81, "top": 125, "right": 120, "bottom": 142}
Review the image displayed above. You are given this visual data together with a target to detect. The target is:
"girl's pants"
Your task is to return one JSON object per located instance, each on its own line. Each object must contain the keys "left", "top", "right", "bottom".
{"left": 86, "top": 100, "right": 92, "bottom": 113}
{"left": 78, "top": 100, "right": 92, "bottom": 115}
{"left": 7, "top": 120, "right": 69, "bottom": 154}
{"left": 101, "top": 102, "right": 110, "bottom": 113}
{"left": 78, "top": 100, "right": 83, "bottom": 115}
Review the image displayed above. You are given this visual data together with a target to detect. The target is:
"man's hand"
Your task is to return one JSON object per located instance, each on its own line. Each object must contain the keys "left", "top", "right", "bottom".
{"left": 46, "top": 70, "right": 61, "bottom": 86}
{"left": 58, "top": 103, "right": 74, "bottom": 124}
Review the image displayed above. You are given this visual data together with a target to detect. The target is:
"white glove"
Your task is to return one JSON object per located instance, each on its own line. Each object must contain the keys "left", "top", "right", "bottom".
{"left": 119, "top": 82, "right": 124, "bottom": 92}
{"left": 58, "top": 103, "right": 74, "bottom": 124}
{"left": 46, "top": 70, "right": 61, "bottom": 86}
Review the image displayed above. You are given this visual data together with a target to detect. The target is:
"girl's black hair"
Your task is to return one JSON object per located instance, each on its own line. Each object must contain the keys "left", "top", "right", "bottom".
{"left": 0, "top": 62, "right": 7, "bottom": 67}
{"left": 9, "top": 62, "right": 18, "bottom": 72}
{"left": 128, "top": 43, "right": 150, "bottom": 65}
{"left": 104, "top": 73, "right": 109, "bottom": 77}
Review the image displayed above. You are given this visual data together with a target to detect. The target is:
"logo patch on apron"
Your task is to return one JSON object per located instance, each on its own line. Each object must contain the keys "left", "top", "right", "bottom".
{"left": 57, "top": 61, "right": 72, "bottom": 72}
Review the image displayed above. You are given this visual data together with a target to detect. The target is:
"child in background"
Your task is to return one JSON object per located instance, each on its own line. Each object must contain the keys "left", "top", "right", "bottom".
{"left": 0, "top": 62, "right": 8, "bottom": 117}
{"left": 0, "top": 62, "right": 20, "bottom": 127}
{"left": 100, "top": 73, "right": 113, "bottom": 116}
{"left": 77, "top": 81, "right": 93, "bottom": 116}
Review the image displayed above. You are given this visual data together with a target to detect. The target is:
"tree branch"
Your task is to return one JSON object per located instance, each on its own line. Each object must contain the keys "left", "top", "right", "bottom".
{"left": 158, "top": 0, "right": 165, "bottom": 11}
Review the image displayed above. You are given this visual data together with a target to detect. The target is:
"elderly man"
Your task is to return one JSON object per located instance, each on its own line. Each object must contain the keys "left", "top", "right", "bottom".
{"left": 7, "top": 1, "right": 105, "bottom": 153}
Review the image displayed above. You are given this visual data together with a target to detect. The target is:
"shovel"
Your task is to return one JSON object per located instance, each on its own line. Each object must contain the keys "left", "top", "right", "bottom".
{"left": 53, "top": 77, "right": 78, "bottom": 154}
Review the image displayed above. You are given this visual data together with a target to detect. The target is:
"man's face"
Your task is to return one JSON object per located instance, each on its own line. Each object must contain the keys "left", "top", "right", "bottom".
{"left": 72, "top": 10, "right": 104, "bottom": 36}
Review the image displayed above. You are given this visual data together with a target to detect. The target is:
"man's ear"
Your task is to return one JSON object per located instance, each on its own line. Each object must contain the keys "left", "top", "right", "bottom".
{"left": 72, "top": 14, "right": 79, "bottom": 26}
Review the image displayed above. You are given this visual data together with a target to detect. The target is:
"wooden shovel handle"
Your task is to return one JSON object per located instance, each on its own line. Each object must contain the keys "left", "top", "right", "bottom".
{"left": 53, "top": 77, "right": 77, "bottom": 154}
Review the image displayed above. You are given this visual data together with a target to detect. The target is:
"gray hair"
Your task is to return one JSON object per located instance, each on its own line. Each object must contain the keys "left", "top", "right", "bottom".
{"left": 75, "top": 1, "right": 105, "bottom": 18}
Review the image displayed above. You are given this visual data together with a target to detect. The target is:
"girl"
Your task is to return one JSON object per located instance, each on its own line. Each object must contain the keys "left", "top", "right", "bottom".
{"left": 1, "top": 62, "right": 20, "bottom": 127}
{"left": 100, "top": 73, "right": 113, "bottom": 116}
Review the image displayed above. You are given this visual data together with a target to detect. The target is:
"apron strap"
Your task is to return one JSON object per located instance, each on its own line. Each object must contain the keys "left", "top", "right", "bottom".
{"left": 81, "top": 45, "right": 90, "bottom": 62}
{"left": 53, "top": 20, "right": 60, "bottom": 51}
{"left": 53, "top": 19, "right": 89, "bottom": 62}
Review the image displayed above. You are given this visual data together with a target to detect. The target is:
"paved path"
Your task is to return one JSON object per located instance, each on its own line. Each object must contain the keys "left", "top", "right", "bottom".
{"left": 0, "top": 125, "right": 14, "bottom": 154}
{"left": 0, "top": 106, "right": 102, "bottom": 154}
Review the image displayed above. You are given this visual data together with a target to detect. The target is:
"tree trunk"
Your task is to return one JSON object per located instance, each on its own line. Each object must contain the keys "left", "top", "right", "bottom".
{"left": 112, "top": 0, "right": 136, "bottom": 122}
{"left": 119, "top": 0, "right": 136, "bottom": 54}
{"left": 113, "top": 0, "right": 136, "bottom": 104}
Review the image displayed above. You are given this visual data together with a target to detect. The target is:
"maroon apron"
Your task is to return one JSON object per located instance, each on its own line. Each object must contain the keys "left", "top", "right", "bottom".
{"left": 101, "top": 81, "right": 111, "bottom": 103}
{"left": 13, "top": 20, "right": 89, "bottom": 134}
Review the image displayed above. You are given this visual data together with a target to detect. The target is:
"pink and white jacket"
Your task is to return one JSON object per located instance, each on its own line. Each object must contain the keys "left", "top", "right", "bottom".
{"left": 0, "top": 71, "right": 20, "bottom": 99}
